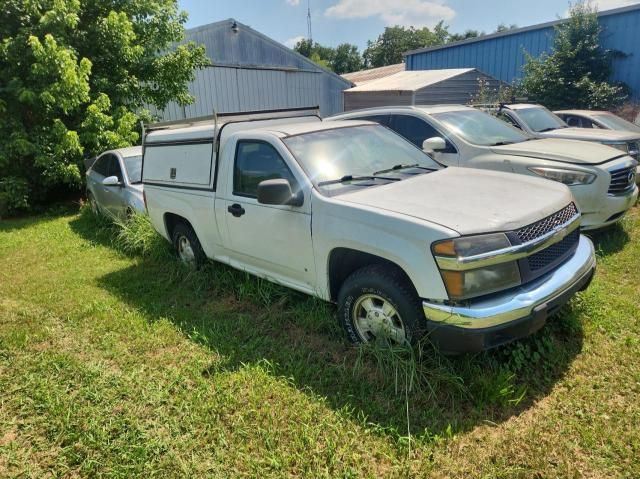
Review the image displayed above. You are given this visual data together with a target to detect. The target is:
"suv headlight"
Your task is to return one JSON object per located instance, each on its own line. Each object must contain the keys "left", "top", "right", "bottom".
{"left": 602, "top": 142, "right": 629, "bottom": 153}
{"left": 528, "top": 167, "right": 596, "bottom": 185}
{"left": 432, "top": 233, "right": 521, "bottom": 301}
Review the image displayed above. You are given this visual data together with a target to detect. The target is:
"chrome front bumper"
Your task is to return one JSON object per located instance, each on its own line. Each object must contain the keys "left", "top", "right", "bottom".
{"left": 423, "top": 234, "right": 596, "bottom": 330}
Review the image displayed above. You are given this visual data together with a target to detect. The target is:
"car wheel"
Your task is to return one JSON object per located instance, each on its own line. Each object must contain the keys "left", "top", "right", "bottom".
{"left": 172, "top": 222, "right": 206, "bottom": 269}
{"left": 88, "top": 192, "right": 99, "bottom": 216}
{"left": 337, "top": 264, "right": 426, "bottom": 347}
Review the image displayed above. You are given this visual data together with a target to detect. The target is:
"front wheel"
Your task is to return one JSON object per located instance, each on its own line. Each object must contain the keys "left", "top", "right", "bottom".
{"left": 337, "top": 264, "right": 426, "bottom": 346}
{"left": 172, "top": 222, "right": 206, "bottom": 269}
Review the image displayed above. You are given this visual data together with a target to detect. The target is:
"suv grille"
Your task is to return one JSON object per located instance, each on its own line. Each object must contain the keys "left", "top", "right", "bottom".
{"left": 608, "top": 166, "right": 636, "bottom": 195}
{"left": 514, "top": 203, "right": 578, "bottom": 243}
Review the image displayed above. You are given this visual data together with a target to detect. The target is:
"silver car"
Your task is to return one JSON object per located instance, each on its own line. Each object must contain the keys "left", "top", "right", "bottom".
{"left": 86, "top": 146, "right": 145, "bottom": 218}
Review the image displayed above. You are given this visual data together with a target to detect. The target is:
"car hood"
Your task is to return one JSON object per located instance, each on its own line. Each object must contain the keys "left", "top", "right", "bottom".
{"left": 491, "top": 138, "right": 626, "bottom": 164}
{"left": 539, "top": 127, "right": 640, "bottom": 142}
{"left": 337, "top": 167, "right": 573, "bottom": 235}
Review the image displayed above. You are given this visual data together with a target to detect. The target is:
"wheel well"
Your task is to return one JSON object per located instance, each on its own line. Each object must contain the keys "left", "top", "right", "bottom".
{"left": 163, "top": 213, "right": 192, "bottom": 240}
{"left": 328, "top": 248, "right": 414, "bottom": 302}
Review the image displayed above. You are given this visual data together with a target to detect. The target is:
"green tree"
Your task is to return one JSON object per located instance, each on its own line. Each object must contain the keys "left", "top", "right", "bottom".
{"left": 331, "top": 43, "right": 362, "bottom": 74}
{"left": 495, "top": 23, "right": 518, "bottom": 33}
{"left": 363, "top": 23, "right": 450, "bottom": 68}
{"left": 447, "top": 29, "right": 483, "bottom": 43}
{"left": 520, "top": 1, "right": 627, "bottom": 109}
{"left": 0, "top": 0, "right": 207, "bottom": 214}
{"left": 294, "top": 39, "right": 336, "bottom": 70}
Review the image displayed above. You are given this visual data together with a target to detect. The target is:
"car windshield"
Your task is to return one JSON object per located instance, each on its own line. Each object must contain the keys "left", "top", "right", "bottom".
{"left": 124, "top": 155, "right": 142, "bottom": 183}
{"left": 516, "top": 106, "right": 567, "bottom": 132}
{"left": 431, "top": 109, "right": 529, "bottom": 146}
{"left": 593, "top": 113, "right": 640, "bottom": 133}
{"left": 283, "top": 124, "right": 440, "bottom": 187}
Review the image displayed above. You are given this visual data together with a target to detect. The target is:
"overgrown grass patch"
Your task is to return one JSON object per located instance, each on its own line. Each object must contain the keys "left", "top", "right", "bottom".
{"left": 1, "top": 205, "right": 638, "bottom": 477}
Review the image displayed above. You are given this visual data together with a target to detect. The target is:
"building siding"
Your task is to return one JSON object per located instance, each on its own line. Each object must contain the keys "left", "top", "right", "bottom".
{"left": 150, "top": 19, "right": 350, "bottom": 121}
{"left": 343, "top": 69, "right": 502, "bottom": 110}
{"left": 405, "top": 6, "right": 640, "bottom": 100}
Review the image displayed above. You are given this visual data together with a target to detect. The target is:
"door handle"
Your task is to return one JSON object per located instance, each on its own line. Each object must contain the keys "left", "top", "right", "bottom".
{"left": 227, "top": 203, "right": 245, "bottom": 217}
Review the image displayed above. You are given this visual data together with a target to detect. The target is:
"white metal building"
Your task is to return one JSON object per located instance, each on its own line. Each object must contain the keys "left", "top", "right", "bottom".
{"left": 149, "top": 19, "right": 353, "bottom": 120}
{"left": 343, "top": 69, "right": 501, "bottom": 111}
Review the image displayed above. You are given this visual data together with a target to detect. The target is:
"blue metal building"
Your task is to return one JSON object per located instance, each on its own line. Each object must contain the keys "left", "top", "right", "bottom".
{"left": 404, "top": 4, "right": 640, "bottom": 100}
{"left": 150, "top": 19, "right": 352, "bottom": 121}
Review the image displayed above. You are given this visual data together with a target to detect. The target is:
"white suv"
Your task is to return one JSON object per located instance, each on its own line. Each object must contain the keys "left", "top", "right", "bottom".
{"left": 329, "top": 105, "right": 638, "bottom": 230}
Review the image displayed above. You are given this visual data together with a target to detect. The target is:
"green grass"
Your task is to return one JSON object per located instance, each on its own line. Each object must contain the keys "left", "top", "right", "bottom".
{"left": 0, "top": 204, "right": 639, "bottom": 477}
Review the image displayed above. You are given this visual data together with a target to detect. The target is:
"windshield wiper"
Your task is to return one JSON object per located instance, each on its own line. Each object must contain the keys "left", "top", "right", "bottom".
{"left": 490, "top": 141, "right": 514, "bottom": 146}
{"left": 538, "top": 127, "right": 560, "bottom": 132}
{"left": 318, "top": 175, "right": 399, "bottom": 186}
{"left": 373, "top": 163, "right": 437, "bottom": 175}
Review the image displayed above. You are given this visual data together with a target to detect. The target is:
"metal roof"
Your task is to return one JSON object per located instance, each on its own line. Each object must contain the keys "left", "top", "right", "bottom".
{"left": 184, "top": 18, "right": 351, "bottom": 87}
{"left": 404, "top": 3, "right": 640, "bottom": 57}
{"left": 341, "top": 63, "right": 405, "bottom": 86}
{"left": 345, "top": 69, "right": 476, "bottom": 92}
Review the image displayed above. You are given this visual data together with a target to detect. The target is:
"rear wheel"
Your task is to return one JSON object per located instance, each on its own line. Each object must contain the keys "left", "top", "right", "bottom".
{"left": 337, "top": 264, "right": 426, "bottom": 346}
{"left": 171, "top": 222, "right": 206, "bottom": 269}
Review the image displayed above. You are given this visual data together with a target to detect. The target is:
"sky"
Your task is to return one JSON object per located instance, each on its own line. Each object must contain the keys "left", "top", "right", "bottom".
{"left": 178, "top": 0, "right": 640, "bottom": 52}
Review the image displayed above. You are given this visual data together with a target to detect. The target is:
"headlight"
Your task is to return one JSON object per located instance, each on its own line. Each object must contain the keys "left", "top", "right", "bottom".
{"left": 432, "top": 234, "right": 521, "bottom": 301}
{"left": 527, "top": 167, "right": 596, "bottom": 185}
{"left": 602, "top": 142, "right": 629, "bottom": 153}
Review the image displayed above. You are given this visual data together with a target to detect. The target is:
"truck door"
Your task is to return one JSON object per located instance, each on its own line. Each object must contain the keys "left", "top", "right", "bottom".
{"left": 217, "top": 139, "right": 315, "bottom": 292}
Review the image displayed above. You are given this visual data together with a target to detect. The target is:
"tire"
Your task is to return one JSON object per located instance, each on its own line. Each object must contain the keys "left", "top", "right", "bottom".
{"left": 337, "top": 264, "right": 426, "bottom": 347}
{"left": 171, "top": 222, "right": 206, "bottom": 269}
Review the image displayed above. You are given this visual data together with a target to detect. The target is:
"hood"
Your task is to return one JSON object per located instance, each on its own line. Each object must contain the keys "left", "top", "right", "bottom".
{"left": 491, "top": 138, "right": 626, "bottom": 164}
{"left": 539, "top": 127, "right": 640, "bottom": 142}
{"left": 337, "top": 167, "right": 573, "bottom": 235}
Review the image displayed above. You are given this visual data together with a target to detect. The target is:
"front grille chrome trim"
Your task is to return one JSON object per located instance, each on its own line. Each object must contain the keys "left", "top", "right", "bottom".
{"left": 435, "top": 212, "right": 581, "bottom": 272}
{"left": 608, "top": 164, "right": 637, "bottom": 195}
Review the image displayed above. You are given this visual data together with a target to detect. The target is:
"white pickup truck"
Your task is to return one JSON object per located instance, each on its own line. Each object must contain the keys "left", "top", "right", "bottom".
{"left": 141, "top": 109, "right": 596, "bottom": 353}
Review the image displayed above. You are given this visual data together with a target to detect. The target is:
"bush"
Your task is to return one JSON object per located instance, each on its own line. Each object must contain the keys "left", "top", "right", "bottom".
{"left": 0, "top": 176, "right": 30, "bottom": 217}
{"left": 520, "top": 1, "right": 628, "bottom": 109}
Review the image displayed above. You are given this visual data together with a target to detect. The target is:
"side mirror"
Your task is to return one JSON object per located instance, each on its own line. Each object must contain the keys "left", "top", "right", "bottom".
{"left": 422, "top": 137, "right": 447, "bottom": 153}
{"left": 257, "top": 179, "right": 303, "bottom": 207}
{"left": 102, "top": 175, "right": 121, "bottom": 187}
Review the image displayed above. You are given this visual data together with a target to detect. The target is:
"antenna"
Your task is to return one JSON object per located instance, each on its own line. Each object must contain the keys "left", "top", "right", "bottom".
{"left": 307, "top": 0, "right": 312, "bottom": 43}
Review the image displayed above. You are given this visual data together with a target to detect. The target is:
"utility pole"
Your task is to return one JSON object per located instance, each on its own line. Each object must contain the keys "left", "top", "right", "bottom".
{"left": 307, "top": 0, "right": 312, "bottom": 43}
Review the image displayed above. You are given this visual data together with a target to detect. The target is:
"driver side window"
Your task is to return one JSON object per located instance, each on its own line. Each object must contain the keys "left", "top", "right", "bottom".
{"left": 389, "top": 115, "right": 457, "bottom": 153}
{"left": 233, "top": 141, "right": 297, "bottom": 198}
{"left": 498, "top": 112, "right": 521, "bottom": 130}
{"left": 106, "top": 155, "right": 124, "bottom": 182}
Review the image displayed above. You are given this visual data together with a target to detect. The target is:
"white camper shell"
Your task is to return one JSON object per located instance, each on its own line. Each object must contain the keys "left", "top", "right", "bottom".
{"left": 142, "top": 107, "right": 321, "bottom": 191}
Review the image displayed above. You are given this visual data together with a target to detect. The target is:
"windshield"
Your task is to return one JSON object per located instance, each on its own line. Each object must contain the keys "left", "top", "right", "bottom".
{"left": 123, "top": 155, "right": 142, "bottom": 183}
{"left": 431, "top": 109, "right": 529, "bottom": 146}
{"left": 516, "top": 107, "right": 567, "bottom": 132}
{"left": 593, "top": 113, "right": 640, "bottom": 133}
{"left": 283, "top": 125, "right": 440, "bottom": 186}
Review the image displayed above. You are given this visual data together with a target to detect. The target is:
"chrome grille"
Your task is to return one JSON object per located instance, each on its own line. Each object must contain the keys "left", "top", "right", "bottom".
{"left": 608, "top": 166, "right": 636, "bottom": 195}
{"left": 514, "top": 203, "right": 578, "bottom": 243}
{"left": 527, "top": 230, "right": 579, "bottom": 271}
